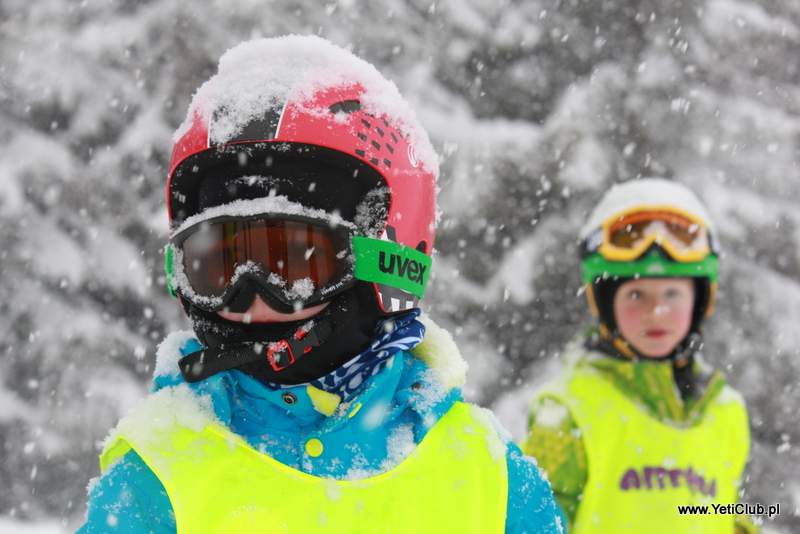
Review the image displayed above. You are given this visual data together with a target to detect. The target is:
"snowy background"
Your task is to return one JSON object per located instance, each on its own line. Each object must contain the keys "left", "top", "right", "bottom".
{"left": 1, "top": 0, "right": 799, "bottom": 532}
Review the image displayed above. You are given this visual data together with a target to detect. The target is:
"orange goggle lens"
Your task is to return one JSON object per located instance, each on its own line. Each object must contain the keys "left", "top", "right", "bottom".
{"left": 178, "top": 218, "right": 350, "bottom": 299}
{"left": 602, "top": 210, "right": 710, "bottom": 260}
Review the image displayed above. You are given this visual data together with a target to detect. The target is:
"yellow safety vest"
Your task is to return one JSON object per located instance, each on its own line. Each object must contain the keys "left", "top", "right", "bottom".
{"left": 101, "top": 389, "right": 507, "bottom": 533}
{"left": 539, "top": 363, "right": 749, "bottom": 534}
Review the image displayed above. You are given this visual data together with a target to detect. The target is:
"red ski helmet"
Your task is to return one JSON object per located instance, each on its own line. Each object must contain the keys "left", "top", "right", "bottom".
{"left": 165, "top": 36, "right": 438, "bottom": 316}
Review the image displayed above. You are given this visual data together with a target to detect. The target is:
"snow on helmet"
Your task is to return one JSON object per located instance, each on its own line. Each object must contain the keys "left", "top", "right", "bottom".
{"left": 163, "top": 36, "right": 438, "bottom": 385}
{"left": 579, "top": 178, "right": 719, "bottom": 336}
{"left": 165, "top": 35, "right": 438, "bottom": 315}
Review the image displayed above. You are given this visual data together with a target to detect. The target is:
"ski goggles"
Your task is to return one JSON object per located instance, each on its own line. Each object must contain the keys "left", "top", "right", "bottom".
{"left": 168, "top": 214, "right": 356, "bottom": 312}
{"left": 588, "top": 207, "right": 713, "bottom": 263}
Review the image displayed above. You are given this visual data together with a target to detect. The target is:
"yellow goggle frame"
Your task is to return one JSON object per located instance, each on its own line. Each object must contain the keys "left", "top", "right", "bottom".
{"left": 595, "top": 205, "right": 712, "bottom": 263}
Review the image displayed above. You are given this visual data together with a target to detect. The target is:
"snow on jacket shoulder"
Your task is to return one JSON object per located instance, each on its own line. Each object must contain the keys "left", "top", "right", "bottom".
{"left": 79, "top": 315, "right": 564, "bottom": 533}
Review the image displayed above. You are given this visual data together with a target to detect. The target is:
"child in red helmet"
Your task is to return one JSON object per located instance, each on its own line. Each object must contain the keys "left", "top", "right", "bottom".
{"left": 79, "top": 36, "right": 564, "bottom": 533}
{"left": 523, "top": 178, "right": 756, "bottom": 534}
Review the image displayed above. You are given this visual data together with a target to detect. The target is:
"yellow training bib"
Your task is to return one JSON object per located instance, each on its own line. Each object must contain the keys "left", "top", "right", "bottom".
{"left": 101, "top": 390, "right": 507, "bottom": 534}
{"left": 539, "top": 363, "right": 749, "bottom": 534}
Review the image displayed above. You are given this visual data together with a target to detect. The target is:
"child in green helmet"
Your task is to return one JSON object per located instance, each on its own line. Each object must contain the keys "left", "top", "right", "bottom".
{"left": 523, "top": 178, "right": 758, "bottom": 534}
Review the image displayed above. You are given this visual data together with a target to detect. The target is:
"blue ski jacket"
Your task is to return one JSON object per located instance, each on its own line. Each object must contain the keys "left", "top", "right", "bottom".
{"left": 79, "top": 314, "right": 565, "bottom": 533}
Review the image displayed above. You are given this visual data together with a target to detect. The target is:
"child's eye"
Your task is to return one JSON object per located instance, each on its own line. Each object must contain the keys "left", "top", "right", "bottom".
{"left": 665, "top": 288, "right": 682, "bottom": 299}
{"left": 628, "top": 290, "right": 642, "bottom": 300}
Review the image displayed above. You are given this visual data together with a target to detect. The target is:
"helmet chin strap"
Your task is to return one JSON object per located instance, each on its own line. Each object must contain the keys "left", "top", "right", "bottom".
{"left": 178, "top": 286, "right": 380, "bottom": 385}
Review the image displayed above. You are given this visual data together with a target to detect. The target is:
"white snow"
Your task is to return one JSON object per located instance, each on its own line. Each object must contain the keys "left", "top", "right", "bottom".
{"left": 102, "top": 384, "right": 218, "bottom": 454}
{"left": 412, "top": 313, "right": 468, "bottom": 390}
{"left": 558, "top": 136, "right": 613, "bottom": 191}
{"left": 431, "top": 213, "right": 575, "bottom": 313}
{"left": 496, "top": 235, "right": 540, "bottom": 306}
{"left": 699, "top": 180, "right": 799, "bottom": 242}
{"left": 354, "top": 186, "right": 390, "bottom": 237}
{"left": 0, "top": 386, "right": 37, "bottom": 424}
{"left": 579, "top": 177, "right": 715, "bottom": 240}
{"left": 3, "top": 4, "right": 800, "bottom": 531}
{"left": 424, "top": 104, "right": 543, "bottom": 218}
{"left": 176, "top": 35, "right": 438, "bottom": 174}
{"left": 288, "top": 277, "right": 315, "bottom": 300}
{"left": 380, "top": 423, "right": 416, "bottom": 470}
{"left": 87, "top": 226, "right": 151, "bottom": 296}
{"left": 171, "top": 193, "right": 356, "bottom": 238}
{"left": 408, "top": 368, "right": 450, "bottom": 422}
{"left": 704, "top": 0, "right": 800, "bottom": 40}
{"left": 26, "top": 222, "right": 85, "bottom": 284}
{"left": 734, "top": 260, "right": 800, "bottom": 353}
{"left": 492, "top": 355, "right": 567, "bottom": 442}
{"left": 0, "top": 518, "right": 67, "bottom": 534}
{"left": 153, "top": 330, "right": 197, "bottom": 378}
{"left": 635, "top": 51, "right": 682, "bottom": 90}
{"left": 467, "top": 406, "right": 509, "bottom": 462}
{"left": 343, "top": 407, "right": 505, "bottom": 481}
{"left": 534, "top": 399, "right": 570, "bottom": 429}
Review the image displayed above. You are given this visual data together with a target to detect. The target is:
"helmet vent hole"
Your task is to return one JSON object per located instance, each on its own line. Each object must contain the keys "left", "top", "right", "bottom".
{"left": 329, "top": 100, "right": 361, "bottom": 114}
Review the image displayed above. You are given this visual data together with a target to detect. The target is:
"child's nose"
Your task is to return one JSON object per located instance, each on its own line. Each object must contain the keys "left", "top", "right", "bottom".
{"left": 652, "top": 302, "right": 670, "bottom": 316}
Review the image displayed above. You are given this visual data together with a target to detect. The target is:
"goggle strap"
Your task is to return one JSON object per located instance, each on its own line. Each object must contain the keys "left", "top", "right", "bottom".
{"left": 352, "top": 236, "right": 432, "bottom": 298}
{"left": 164, "top": 244, "right": 177, "bottom": 298}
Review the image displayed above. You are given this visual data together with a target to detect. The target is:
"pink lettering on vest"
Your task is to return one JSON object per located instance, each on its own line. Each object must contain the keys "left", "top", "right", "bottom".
{"left": 667, "top": 468, "right": 682, "bottom": 488}
{"left": 619, "top": 468, "right": 641, "bottom": 490}
{"left": 643, "top": 467, "right": 668, "bottom": 489}
{"left": 619, "top": 465, "right": 716, "bottom": 497}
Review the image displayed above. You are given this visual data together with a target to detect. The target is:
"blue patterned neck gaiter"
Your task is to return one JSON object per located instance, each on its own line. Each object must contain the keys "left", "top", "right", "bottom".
{"left": 268, "top": 309, "right": 425, "bottom": 402}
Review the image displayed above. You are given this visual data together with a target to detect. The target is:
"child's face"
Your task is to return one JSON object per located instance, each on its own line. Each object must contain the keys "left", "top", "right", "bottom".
{"left": 218, "top": 295, "right": 329, "bottom": 323}
{"left": 613, "top": 278, "right": 695, "bottom": 358}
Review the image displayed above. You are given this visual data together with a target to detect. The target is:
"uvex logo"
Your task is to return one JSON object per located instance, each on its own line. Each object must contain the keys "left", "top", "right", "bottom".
{"left": 378, "top": 252, "right": 426, "bottom": 284}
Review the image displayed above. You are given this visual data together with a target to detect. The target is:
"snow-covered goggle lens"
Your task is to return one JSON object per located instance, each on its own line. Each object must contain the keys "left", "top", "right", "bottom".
{"left": 175, "top": 217, "right": 351, "bottom": 301}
